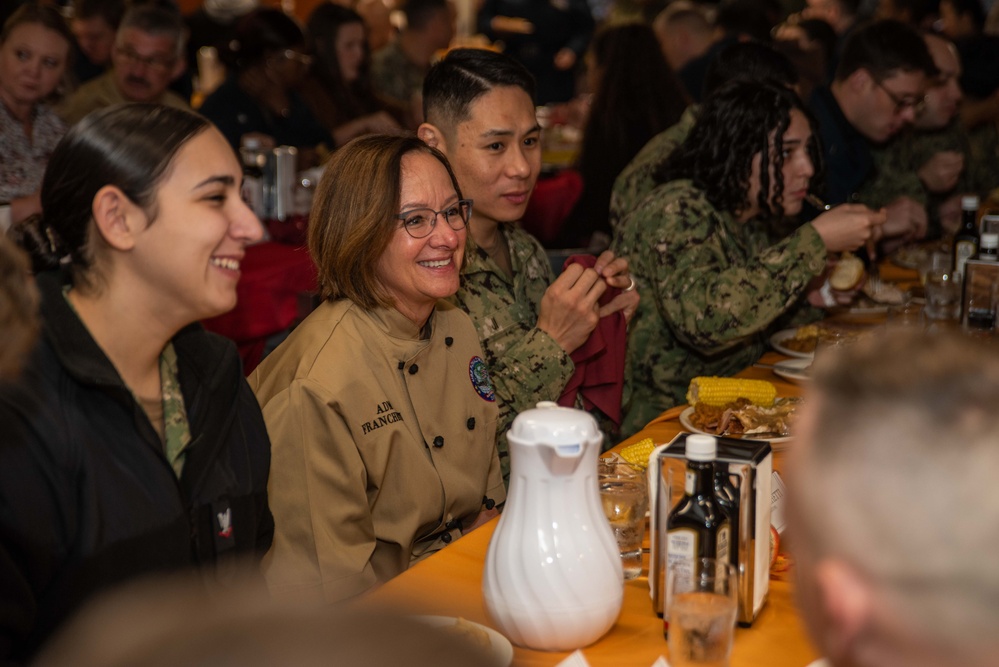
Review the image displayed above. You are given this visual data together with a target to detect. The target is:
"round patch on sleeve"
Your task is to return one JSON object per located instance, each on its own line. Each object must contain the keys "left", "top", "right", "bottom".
{"left": 468, "top": 356, "right": 496, "bottom": 402}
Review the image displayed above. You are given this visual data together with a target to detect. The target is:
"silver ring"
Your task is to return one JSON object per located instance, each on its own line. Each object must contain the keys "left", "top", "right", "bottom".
{"left": 623, "top": 277, "right": 636, "bottom": 292}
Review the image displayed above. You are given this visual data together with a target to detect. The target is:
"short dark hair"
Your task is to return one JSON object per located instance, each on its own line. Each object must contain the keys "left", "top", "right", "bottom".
{"left": 26, "top": 105, "right": 210, "bottom": 285}
{"left": 226, "top": 7, "right": 305, "bottom": 71}
{"left": 309, "top": 135, "right": 463, "bottom": 309}
{"left": 118, "top": 2, "right": 185, "bottom": 59}
{"left": 703, "top": 40, "right": 798, "bottom": 97}
{"left": 422, "top": 48, "right": 535, "bottom": 134}
{"left": 72, "top": 0, "right": 126, "bottom": 29}
{"left": 835, "top": 19, "right": 938, "bottom": 81}
{"left": 715, "top": 0, "right": 777, "bottom": 42}
{"left": 402, "top": 0, "right": 449, "bottom": 31}
{"left": 656, "top": 79, "right": 820, "bottom": 221}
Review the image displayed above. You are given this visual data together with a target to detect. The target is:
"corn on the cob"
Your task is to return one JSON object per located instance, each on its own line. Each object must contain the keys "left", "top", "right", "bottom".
{"left": 686, "top": 377, "right": 776, "bottom": 407}
{"left": 619, "top": 438, "right": 656, "bottom": 471}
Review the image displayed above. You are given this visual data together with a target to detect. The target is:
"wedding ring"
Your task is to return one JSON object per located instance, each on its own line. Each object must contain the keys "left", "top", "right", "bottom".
{"left": 623, "top": 277, "right": 636, "bottom": 292}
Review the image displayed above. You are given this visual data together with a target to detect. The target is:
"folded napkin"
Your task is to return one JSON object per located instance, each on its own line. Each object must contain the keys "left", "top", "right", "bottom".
{"left": 556, "top": 254, "right": 628, "bottom": 425}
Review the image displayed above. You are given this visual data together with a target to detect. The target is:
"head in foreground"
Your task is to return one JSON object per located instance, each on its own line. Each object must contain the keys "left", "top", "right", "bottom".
{"left": 23, "top": 103, "right": 261, "bottom": 327}
{"left": 309, "top": 133, "right": 468, "bottom": 327}
{"left": 658, "top": 79, "right": 820, "bottom": 223}
{"left": 419, "top": 48, "right": 540, "bottom": 230}
{"left": 788, "top": 329, "right": 999, "bottom": 667}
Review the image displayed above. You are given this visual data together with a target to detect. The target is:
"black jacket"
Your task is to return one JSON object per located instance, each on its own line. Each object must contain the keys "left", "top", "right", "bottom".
{"left": 0, "top": 272, "right": 274, "bottom": 664}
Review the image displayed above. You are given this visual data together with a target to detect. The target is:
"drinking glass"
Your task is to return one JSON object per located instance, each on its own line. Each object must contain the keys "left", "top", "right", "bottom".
{"left": 918, "top": 250, "right": 951, "bottom": 287}
{"left": 599, "top": 478, "right": 647, "bottom": 580}
{"left": 667, "top": 558, "right": 738, "bottom": 667}
{"left": 966, "top": 279, "right": 997, "bottom": 332}
{"left": 924, "top": 269, "right": 962, "bottom": 322}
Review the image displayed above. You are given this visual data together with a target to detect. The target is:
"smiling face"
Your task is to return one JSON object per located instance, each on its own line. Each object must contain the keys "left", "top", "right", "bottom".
{"left": 127, "top": 128, "right": 264, "bottom": 324}
{"left": 916, "top": 35, "right": 962, "bottom": 130}
{"left": 111, "top": 27, "right": 178, "bottom": 103}
{"left": 744, "top": 108, "right": 815, "bottom": 221}
{"left": 335, "top": 21, "right": 366, "bottom": 83}
{"left": 0, "top": 22, "right": 70, "bottom": 110}
{"left": 438, "top": 85, "right": 541, "bottom": 229}
{"left": 375, "top": 151, "right": 466, "bottom": 326}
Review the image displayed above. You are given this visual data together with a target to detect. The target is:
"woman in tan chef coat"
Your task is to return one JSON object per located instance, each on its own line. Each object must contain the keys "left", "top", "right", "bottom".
{"left": 250, "top": 134, "right": 506, "bottom": 603}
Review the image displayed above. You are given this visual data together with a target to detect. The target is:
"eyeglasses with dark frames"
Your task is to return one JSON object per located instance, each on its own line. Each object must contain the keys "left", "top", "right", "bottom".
{"left": 396, "top": 200, "right": 472, "bottom": 238}
{"left": 114, "top": 45, "right": 176, "bottom": 71}
{"left": 874, "top": 78, "right": 926, "bottom": 115}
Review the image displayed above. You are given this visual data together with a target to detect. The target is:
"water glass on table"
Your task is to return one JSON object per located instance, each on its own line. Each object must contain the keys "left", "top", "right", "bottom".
{"left": 667, "top": 558, "right": 738, "bottom": 667}
{"left": 924, "top": 268, "right": 962, "bottom": 322}
{"left": 598, "top": 466, "right": 647, "bottom": 581}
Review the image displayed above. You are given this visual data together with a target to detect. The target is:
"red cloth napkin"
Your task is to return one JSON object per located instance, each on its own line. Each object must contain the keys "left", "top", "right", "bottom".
{"left": 556, "top": 254, "right": 628, "bottom": 425}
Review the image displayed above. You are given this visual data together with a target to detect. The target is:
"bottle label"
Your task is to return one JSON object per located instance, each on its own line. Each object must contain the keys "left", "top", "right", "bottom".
{"left": 667, "top": 527, "right": 697, "bottom": 582}
{"left": 685, "top": 470, "right": 695, "bottom": 495}
{"left": 717, "top": 524, "right": 730, "bottom": 563}
{"left": 956, "top": 240, "right": 977, "bottom": 278}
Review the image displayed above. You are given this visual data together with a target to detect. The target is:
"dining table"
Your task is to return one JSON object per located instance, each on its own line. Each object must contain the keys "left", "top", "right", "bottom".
{"left": 358, "top": 259, "right": 926, "bottom": 666}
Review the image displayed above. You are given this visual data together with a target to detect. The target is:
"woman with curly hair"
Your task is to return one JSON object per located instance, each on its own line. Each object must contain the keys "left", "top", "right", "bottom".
{"left": 557, "top": 22, "right": 688, "bottom": 249}
{"left": 612, "top": 79, "right": 885, "bottom": 434}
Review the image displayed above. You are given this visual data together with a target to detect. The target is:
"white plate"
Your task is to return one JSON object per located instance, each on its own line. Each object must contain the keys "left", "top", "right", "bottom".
{"left": 679, "top": 406, "right": 793, "bottom": 446}
{"left": 772, "top": 358, "right": 812, "bottom": 384}
{"left": 769, "top": 328, "right": 814, "bottom": 359}
{"left": 415, "top": 616, "right": 513, "bottom": 666}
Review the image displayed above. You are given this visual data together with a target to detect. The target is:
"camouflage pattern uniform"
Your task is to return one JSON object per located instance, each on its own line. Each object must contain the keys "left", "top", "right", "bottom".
{"left": 860, "top": 120, "right": 999, "bottom": 236}
{"left": 609, "top": 105, "right": 699, "bottom": 236}
{"left": 370, "top": 40, "right": 426, "bottom": 112}
{"left": 612, "top": 179, "right": 827, "bottom": 436}
{"left": 161, "top": 343, "right": 192, "bottom": 478}
{"left": 450, "top": 224, "right": 574, "bottom": 483}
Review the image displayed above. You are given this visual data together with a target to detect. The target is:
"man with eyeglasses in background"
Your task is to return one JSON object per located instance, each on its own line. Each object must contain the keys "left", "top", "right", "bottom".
{"left": 58, "top": 2, "right": 188, "bottom": 126}
{"left": 859, "top": 31, "right": 999, "bottom": 239}
{"left": 806, "top": 19, "right": 938, "bottom": 252}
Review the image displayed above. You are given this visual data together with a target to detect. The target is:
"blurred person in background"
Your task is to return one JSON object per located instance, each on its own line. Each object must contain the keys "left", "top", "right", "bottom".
{"left": 356, "top": 0, "right": 394, "bottom": 53}
{"left": 199, "top": 7, "right": 332, "bottom": 165}
{"left": 69, "top": 0, "right": 125, "bottom": 84}
{"left": 301, "top": 3, "right": 402, "bottom": 148}
{"left": 556, "top": 22, "right": 687, "bottom": 250}
{"left": 0, "top": 3, "right": 72, "bottom": 234}
{"left": 477, "top": 0, "right": 595, "bottom": 105}
{"left": 0, "top": 234, "right": 38, "bottom": 383}
{"left": 371, "top": 0, "right": 455, "bottom": 129}
{"left": 0, "top": 104, "right": 273, "bottom": 664}
{"left": 651, "top": 1, "right": 715, "bottom": 73}
{"left": 859, "top": 31, "right": 998, "bottom": 237}
{"left": 613, "top": 80, "right": 884, "bottom": 434}
{"left": 251, "top": 135, "right": 504, "bottom": 603}
{"left": 937, "top": 0, "right": 999, "bottom": 130}
{"left": 610, "top": 41, "right": 799, "bottom": 236}
{"left": 419, "top": 49, "right": 638, "bottom": 481}
{"left": 184, "top": 0, "right": 259, "bottom": 82}
{"left": 789, "top": 330, "right": 999, "bottom": 667}
{"left": 57, "top": 2, "right": 188, "bottom": 125}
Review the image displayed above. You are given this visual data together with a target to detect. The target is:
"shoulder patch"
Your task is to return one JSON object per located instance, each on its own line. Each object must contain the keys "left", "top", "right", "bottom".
{"left": 468, "top": 356, "right": 496, "bottom": 402}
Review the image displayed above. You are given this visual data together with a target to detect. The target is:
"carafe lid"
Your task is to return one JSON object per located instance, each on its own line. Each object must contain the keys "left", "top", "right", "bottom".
{"left": 508, "top": 402, "right": 601, "bottom": 448}
{"left": 962, "top": 195, "right": 980, "bottom": 210}
{"left": 686, "top": 434, "right": 717, "bottom": 461}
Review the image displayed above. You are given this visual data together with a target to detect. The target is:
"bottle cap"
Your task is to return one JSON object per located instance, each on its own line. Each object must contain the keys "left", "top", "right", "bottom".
{"left": 962, "top": 195, "right": 980, "bottom": 210}
{"left": 981, "top": 233, "right": 998, "bottom": 249}
{"left": 686, "top": 434, "right": 717, "bottom": 461}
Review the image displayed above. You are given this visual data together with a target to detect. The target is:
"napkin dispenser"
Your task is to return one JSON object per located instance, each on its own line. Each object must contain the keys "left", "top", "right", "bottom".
{"left": 649, "top": 433, "right": 772, "bottom": 626}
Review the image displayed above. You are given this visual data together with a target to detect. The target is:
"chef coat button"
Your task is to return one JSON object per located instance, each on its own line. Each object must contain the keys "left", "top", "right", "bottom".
{"left": 398, "top": 361, "right": 405, "bottom": 370}
{"left": 484, "top": 496, "right": 496, "bottom": 510}
{"left": 445, "top": 336, "right": 453, "bottom": 346}
{"left": 441, "top": 532, "right": 453, "bottom": 544}
{"left": 409, "top": 364, "right": 418, "bottom": 374}
{"left": 433, "top": 435, "right": 444, "bottom": 448}
{"left": 466, "top": 417, "right": 475, "bottom": 430}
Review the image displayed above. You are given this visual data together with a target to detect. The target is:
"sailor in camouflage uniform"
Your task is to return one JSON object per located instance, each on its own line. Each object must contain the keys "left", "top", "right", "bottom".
{"left": 419, "top": 49, "right": 639, "bottom": 482}
{"left": 614, "top": 81, "right": 884, "bottom": 435}
{"left": 609, "top": 42, "right": 802, "bottom": 235}
{"left": 859, "top": 33, "right": 999, "bottom": 237}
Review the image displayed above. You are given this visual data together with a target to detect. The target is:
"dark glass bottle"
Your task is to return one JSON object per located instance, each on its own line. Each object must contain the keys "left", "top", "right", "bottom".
{"left": 953, "top": 195, "right": 980, "bottom": 281}
{"left": 665, "top": 435, "right": 731, "bottom": 637}
{"left": 713, "top": 462, "right": 740, "bottom": 571}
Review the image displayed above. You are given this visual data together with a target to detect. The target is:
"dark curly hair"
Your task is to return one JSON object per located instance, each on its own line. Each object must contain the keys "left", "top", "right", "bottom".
{"left": 655, "top": 79, "right": 821, "bottom": 221}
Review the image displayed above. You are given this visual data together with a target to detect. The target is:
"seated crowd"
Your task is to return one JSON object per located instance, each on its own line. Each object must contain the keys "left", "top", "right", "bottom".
{"left": 1, "top": 0, "right": 998, "bottom": 664}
